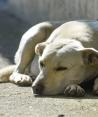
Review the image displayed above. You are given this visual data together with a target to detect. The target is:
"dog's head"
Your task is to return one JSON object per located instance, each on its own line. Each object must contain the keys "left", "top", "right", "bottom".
{"left": 32, "top": 39, "right": 98, "bottom": 95}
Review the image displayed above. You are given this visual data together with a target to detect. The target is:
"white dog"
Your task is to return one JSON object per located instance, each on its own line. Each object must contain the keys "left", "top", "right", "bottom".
{"left": 0, "top": 20, "right": 98, "bottom": 97}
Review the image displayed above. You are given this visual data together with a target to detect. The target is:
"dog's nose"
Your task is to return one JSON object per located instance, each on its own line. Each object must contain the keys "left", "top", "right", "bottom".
{"left": 32, "top": 84, "right": 44, "bottom": 95}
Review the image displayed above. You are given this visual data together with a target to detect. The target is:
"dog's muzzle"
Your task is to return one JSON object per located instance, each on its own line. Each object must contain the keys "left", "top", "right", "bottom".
{"left": 32, "top": 84, "right": 44, "bottom": 95}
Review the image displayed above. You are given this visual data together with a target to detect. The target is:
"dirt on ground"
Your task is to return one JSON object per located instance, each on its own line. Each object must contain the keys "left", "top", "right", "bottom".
{"left": 0, "top": 6, "right": 98, "bottom": 117}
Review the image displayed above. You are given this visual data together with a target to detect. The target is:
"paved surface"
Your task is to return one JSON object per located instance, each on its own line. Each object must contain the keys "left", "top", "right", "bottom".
{"left": 0, "top": 7, "right": 98, "bottom": 117}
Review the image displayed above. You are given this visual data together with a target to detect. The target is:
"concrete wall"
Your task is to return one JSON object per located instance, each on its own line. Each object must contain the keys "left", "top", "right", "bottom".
{"left": 8, "top": 0, "right": 98, "bottom": 24}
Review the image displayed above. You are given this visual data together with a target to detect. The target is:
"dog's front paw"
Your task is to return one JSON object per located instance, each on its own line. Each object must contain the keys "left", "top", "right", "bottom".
{"left": 10, "top": 72, "right": 32, "bottom": 86}
{"left": 64, "top": 84, "right": 85, "bottom": 97}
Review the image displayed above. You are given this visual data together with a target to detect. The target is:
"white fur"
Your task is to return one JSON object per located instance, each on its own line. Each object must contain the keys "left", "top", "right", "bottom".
{"left": 1, "top": 20, "right": 98, "bottom": 96}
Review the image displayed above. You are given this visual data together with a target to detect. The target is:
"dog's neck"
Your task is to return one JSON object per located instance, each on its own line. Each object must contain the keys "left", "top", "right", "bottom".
{"left": 84, "top": 65, "right": 98, "bottom": 82}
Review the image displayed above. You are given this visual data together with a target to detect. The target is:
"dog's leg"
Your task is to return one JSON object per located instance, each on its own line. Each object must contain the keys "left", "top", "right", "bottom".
{"left": 10, "top": 22, "right": 54, "bottom": 86}
{"left": 93, "top": 78, "right": 98, "bottom": 95}
{"left": 64, "top": 84, "right": 85, "bottom": 97}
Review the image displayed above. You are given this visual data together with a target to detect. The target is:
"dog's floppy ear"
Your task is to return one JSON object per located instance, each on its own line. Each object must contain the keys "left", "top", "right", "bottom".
{"left": 80, "top": 48, "right": 98, "bottom": 65}
{"left": 35, "top": 42, "right": 48, "bottom": 56}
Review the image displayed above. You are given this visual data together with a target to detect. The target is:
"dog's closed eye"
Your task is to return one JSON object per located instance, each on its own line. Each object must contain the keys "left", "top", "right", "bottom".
{"left": 55, "top": 67, "right": 68, "bottom": 71}
{"left": 40, "top": 61, "right": 45, "bottom": 67}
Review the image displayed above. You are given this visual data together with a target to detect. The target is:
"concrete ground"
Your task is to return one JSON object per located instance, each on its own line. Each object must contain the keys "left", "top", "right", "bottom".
{"left": 0, "top": 6, "right": 98, "bottom": 117}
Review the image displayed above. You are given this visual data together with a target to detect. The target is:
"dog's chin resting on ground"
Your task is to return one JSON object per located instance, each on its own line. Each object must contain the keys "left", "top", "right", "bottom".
{"left": 1, "top": 20, "right": 98, "bottom": 97}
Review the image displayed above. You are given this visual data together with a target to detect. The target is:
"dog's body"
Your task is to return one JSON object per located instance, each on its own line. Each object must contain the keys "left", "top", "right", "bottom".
{"left": 1, "top": 20, "right": 98, "bottom": 96}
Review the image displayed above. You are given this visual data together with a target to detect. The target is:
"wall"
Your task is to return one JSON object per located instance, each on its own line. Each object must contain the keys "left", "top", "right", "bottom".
{"left": 8, "top": 0, "right": 98, "bottom": 24}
